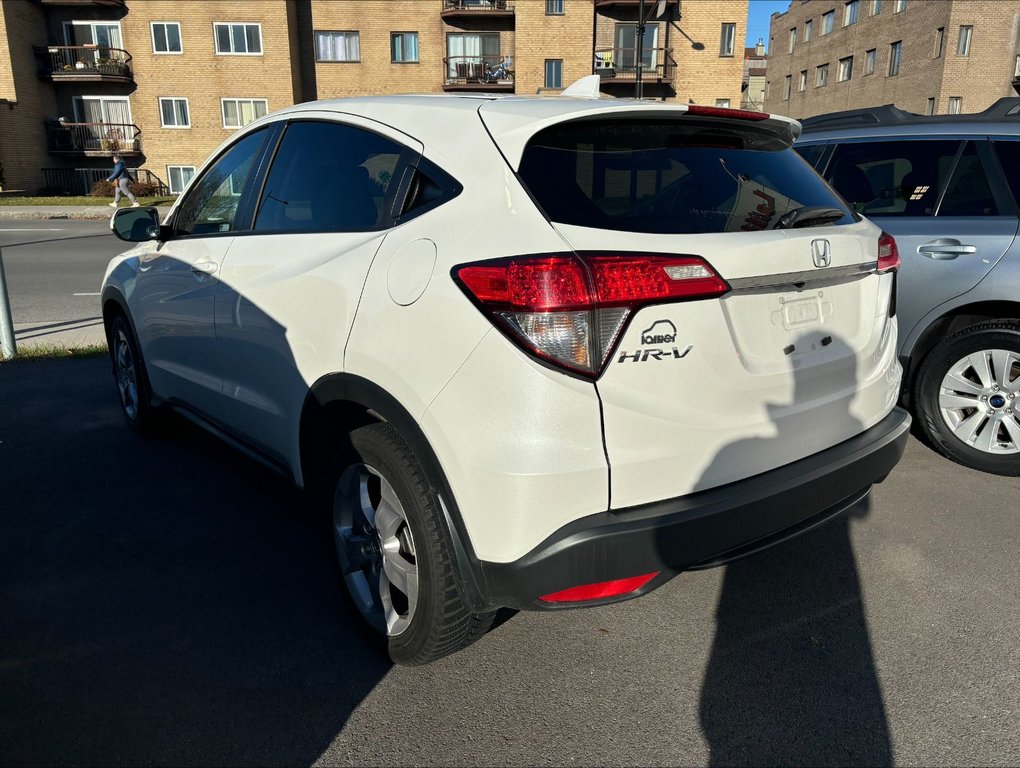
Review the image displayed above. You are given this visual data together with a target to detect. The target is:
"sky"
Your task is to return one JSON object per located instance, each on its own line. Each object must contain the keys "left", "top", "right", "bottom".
{"left": 746, "top": 0, "right": 793, "bottom": 52}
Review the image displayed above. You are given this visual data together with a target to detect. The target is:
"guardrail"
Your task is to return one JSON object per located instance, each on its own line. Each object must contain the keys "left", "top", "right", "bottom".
{"left": 35, "top": 45, "right": 132, "bottom": 80}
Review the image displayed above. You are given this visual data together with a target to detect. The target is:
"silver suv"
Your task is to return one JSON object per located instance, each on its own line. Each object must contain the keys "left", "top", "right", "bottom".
{"left": 797, "top": 98, "right": 1020, "bottom": 476}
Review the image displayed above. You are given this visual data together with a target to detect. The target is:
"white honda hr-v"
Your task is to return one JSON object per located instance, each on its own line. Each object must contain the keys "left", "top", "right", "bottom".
{"left": 104, "top": 81, "right": 910, "bottom": 665}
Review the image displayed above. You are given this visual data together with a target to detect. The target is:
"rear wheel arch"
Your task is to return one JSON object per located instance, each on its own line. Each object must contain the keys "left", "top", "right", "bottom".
{"left": 902, "top": 300, "right": 1020, "bottom": 405}
{"left": 299, "top": 374, "right": 491, "bottom": 611}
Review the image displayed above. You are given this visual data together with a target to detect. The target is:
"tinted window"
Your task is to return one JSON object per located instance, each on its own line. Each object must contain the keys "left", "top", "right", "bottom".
{"left": 795, "top": 143, "right": 827, "bottom": 169}
{"left": 993, "top": 141, "right": 1020, "bottom": 209}
{"left": 175, "top": 128, "right": 267, "bottom": 236}
{"left": 938, "top": 142, "right": 998, "bottom": 216}
{"left": 254, "top": 121, "right": 403, "bottom": 232}
{"left": 824, "top": 139, "right": 961, "bottom": 216}
{"left": 517, "top": 119, "right": 853, "bottom": 234}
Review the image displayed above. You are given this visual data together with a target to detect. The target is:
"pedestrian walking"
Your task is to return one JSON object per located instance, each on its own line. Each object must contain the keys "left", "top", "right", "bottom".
{"left": 107, "top": 154, "right": 139, "bottom": 208}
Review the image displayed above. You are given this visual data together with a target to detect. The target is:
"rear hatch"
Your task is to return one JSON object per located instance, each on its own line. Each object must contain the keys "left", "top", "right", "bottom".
{"left": 480, "top": 102, "right": 900, "bottom": 508}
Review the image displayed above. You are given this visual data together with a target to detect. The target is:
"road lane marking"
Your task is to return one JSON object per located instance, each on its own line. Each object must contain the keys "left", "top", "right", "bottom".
{"left": 73, "top": 292, "right": 101, "bottom": 296}
{"left": 1, "top": 228, "right": 67, "bottom": 232}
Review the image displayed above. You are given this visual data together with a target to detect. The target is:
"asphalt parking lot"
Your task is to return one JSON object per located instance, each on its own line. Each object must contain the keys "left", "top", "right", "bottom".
{"left": 1, "top": 356, "right": 1017, "bottom": 767}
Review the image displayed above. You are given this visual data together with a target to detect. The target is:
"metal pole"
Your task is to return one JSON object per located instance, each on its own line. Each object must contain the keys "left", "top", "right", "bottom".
{"left": 636, "top": 0, "right": 645, "bottom": 99}
{"left": 0, "top": 246, "right": 17, "bottom": 359}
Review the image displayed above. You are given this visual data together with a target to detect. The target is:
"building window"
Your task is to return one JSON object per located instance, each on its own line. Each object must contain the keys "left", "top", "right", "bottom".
{"left": 871, "top": 0, "right": 882, "bottom": 15}
{"left": 783, "top": 75, "right": 792, "bottom": 99}
{"left": 805, "top": 19, "right": 813, "bottom": 41}
{"left": 1015, "top": 55, "right": 1020, "bottom": 77}
{"left": 822, "top": 11, "right": 834, "bottom": 35}
{"left": 316, "top": 31, "right": 361, "bottom": 62}
{"left": 934, "top": 27, "right": 944, "bottom": 58}
{"left": 544, "top": 59, "right": 563, "bottom": 88}
{"left": 151, "top": 22, "right": 182, "bottom": 54}
{"left": 864, "top": 48, "right": 876, "bottom": 74}
{"left": 957, "top": 26, "right": 972, "bottom": 56}
{"left": 894, "top": 0, "right": 906, "bottom": 11}
{"left": 948, "top": 96, "right": 962, "bottom": 114}
{"left": 221, "top": 98, "right": 268, "bottom": 129}
{"left": 167, "top": 165, "right": 195, "bottom": 194}
{"left": 838, "top": 55, "right": 853, "bottom": 81}
{"left": 789, "top": 27, "right": 797, "bottom": 53}
{"left": 158, "top": 97, "right": 189, "bottom": 128}
{"left": 888, "top": 41, "right": 902, "bottom": 75}
{"left": 391, "top": 32, "right": 418, "bottom": 63}
{"left": 546, "top": 0, "right": 564, "bottom": 14}
{"left": 816, "top": 63, "right": 829, "bottom": 86}
{"left": 720, "top": 23, "right": 735, "bottom": 56}
{"left": 213, "top": 22, "right": 262, "bottom": 55}
{"left": 799, "top": 69, "right": 807, "bottom": 91}
{"left": 843, "top": 0, "right": 859, "bottom": 26}
{"left": 716, "top": 98, "right": 731, "bottom": 107}
{"left": 927, "top": 98, "right": 936, "bottom": 115}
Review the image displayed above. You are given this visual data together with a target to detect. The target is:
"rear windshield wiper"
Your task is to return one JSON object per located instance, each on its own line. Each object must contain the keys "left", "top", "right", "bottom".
{"left": 775, "top": 206, "right": 846, "bottom": 230}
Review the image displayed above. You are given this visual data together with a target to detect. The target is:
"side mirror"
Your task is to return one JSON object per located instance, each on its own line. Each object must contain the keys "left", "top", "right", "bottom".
{"left": 110, "top": 207, "right": 163, "bottom": 242}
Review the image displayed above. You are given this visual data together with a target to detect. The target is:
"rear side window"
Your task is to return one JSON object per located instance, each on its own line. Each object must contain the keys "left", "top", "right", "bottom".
{"left": 517, "top": 118, "right": 853, "bottom": 234}
{"left": 254, "top": 121, "right": 403, "bottom": 232}
{"left": 938, "top": 142, "right": 999, "bottom": 217}
{"left": 795, "top": 143, "right": 827, "bottom": 169}
{"left": 824, "top": 139, "right": 961, "bottom": 216}
{"left": 992, "top": 141, "right": 1020, "bottom": 209}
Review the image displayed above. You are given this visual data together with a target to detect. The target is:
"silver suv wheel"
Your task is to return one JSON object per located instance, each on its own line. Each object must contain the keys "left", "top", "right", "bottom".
{"left": 333, "top": 462, "right": 419, "bottom": 636}
{"left": 938, "top": 349, "right": 1020, "bottom": 454}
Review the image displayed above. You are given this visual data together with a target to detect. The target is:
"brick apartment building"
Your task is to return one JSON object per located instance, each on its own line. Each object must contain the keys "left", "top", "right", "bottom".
{"left": 0, "top": 0, "right": 748, "bottom": 196}
{"left": 764, "top": 0, "right": 1020, "bottom": 120}
{"left": 742, "top": 37, "right": 767, "bottom": 110}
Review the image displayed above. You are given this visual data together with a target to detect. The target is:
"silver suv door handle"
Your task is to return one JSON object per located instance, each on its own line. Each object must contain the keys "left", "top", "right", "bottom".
{"left": 917, "top": 239, "right": 977, "bottom": 260}
{"left": 191, "top": 262, "right": 219, "bottom": 276}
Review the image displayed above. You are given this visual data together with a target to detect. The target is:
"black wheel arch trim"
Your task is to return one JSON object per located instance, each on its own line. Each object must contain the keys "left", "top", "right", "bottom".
{"left": 301, "top": 373, "right": 492, "bottom": 612}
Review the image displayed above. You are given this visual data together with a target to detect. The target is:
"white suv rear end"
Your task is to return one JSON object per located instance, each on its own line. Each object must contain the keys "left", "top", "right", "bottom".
{"left": 104, "top": 93, "right": 910, "bottom": 665}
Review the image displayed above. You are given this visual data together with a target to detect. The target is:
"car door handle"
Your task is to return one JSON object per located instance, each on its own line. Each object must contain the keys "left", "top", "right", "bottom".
{"left": 917, "top": 239, "right": 977, "bottom": 260}
{"left": 191, "top": 262, "right": 219, "bottom": 276}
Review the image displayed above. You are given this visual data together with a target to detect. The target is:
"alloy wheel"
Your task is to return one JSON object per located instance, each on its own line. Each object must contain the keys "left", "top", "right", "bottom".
{"left": 114, "top": 328, "right": 139, "bottom": 421}
{"left": 938, "top": 349, "right": 1020, "bottom": 454}
{"left": 333, "top": 462, "right": 419, "bottom": 636}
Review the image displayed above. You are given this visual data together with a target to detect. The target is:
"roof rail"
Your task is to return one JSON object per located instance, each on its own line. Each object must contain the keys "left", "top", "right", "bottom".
{"left": 800, "top": 96, "right": 1020, "bottom": 132}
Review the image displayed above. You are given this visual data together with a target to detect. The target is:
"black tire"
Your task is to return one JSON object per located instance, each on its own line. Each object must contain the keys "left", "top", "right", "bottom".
{"left": 106, "top": 313, "right": 158, "bottom": 434}
{"left": 912, "top": 320, "right": 1020, "bottom": 476}
{"left": 330, "top": 423, "right": 495, "bottom": 665}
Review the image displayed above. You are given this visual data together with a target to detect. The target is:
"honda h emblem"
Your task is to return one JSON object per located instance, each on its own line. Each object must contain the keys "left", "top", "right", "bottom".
{"left": 811, "top": 239, "right": 831, "bottom": 268}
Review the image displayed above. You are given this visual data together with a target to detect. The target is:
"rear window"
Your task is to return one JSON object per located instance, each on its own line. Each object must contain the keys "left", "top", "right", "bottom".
{"left": 517, "top": 118, "right": 854, "bottom": 234}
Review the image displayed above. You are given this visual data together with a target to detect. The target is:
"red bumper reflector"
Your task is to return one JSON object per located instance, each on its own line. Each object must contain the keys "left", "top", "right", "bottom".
{"left": 539, "top": 571, "right": 660, "bottom": 603}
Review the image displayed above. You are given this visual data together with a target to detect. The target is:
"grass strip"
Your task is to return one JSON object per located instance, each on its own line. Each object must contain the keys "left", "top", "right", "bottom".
{"left": 0, "top": 196, "right": 173, "bottom": 207}
{"left": 1, "top": 343, "right": 108, "bottom": 363}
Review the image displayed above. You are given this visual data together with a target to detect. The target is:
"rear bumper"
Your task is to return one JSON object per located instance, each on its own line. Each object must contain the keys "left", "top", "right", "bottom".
{"left": 478, "top": 407, "right": 911, "bottom": 609}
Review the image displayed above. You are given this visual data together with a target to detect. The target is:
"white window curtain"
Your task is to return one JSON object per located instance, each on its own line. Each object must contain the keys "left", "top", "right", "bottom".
{"left": 316, "top": 31, "right": 360, "bottom": 62}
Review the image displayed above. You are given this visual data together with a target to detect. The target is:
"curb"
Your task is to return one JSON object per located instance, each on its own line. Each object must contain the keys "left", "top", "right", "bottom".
{"left": 0, "top": 207, "right": 171, "bottom": 221}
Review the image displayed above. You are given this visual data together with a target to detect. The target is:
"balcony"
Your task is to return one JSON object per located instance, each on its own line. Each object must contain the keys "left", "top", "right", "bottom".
{"left": 35, "top": 46, "right": 133, "bottom": 83}
{"left": 47, "top": 122, "right": 141, "bottom": 156}
{"left": 441, "top": 0, "right": 514, "bottom": 19}
{"left": 594, "top": 47, "right": 676, "bottom": 83}
{"left": 443, "top": 55, "right": 514, "bottom": 91}
{"left": 34, "top": 0, "right": 125, "bottom": 6}
{"left": 594, "top": 0, "right": 678, "bottom": 9}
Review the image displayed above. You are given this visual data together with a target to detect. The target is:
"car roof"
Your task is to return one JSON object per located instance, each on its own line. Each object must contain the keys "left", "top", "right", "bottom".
{"left": 798, "top": 97, "right": 1020, "bottom": 142}
{"left": 268, "top": 92, "right": 802, "bottom": 167}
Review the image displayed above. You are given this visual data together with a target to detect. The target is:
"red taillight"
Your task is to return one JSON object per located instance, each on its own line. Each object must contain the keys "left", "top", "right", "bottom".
{"left": 539, "top": 572, "right": 660, "bottom": 603}
{"left": 685, "top": 104, "right": 770, "bottom": 121}
{"left": 455, "top": 254, "right": 728, "bottom": 377}
{"left": 877, "top": 231, "right": 900, "bottom": 273}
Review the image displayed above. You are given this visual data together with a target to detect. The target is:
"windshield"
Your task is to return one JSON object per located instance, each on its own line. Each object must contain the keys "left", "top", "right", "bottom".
{"left": 517, "top": 118, "right": 855, "bottom": 234}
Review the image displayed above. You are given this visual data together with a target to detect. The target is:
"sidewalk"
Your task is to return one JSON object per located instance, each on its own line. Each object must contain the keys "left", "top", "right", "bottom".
{"left": 0, "top": 205, "right": 171, "bottom": 221}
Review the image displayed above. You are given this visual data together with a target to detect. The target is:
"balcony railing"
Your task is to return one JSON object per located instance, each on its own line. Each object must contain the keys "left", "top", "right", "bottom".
{"left": 441, "top": 0, "right": 514, "bottom": 17}
{"left": 36, "top": 45, "right": 132, "bottom": 82}
{"left": 594, "top": 0, "right": 678, "bottom": 8}
{"left": 47, "top": 122, "right": 141, "bottom": 156}
{"left": 34, "top": 0, "right": 125, "bottom": 7}
{"left": 443, "top": 55, "right": 514, "bottom": 91}
{"left": 594, "top": 47, "right": 676, "bottom": 82}
{"left": 42, "top": 167, "right": 168, "bottom": 196}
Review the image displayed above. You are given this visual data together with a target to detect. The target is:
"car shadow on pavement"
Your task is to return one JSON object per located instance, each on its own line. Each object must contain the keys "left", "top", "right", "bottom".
{"left": 691, "top": 335, "right": 893, "bottom": 766}
{"left": 0, "top": 356, "right": 390, "bottom": 766}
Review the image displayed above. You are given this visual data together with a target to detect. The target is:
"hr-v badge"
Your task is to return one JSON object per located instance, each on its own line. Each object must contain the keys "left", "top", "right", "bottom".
{"left": 617, "top": 320, "right": 693, "bottom": 363}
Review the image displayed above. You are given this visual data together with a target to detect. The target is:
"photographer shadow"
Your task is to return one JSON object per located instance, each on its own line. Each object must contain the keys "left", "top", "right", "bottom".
{"left": 693, "top": 334, "right": 893, "bottom": 765}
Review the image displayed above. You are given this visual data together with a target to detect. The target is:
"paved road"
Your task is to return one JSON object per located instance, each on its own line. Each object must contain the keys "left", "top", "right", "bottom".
{"left": 1, "top": 357, "right": 1017, "bottom": 766}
